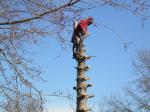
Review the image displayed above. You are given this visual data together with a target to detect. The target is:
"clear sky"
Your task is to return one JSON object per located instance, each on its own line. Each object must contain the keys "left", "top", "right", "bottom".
{"left": 27, "top": 5, "right": 150, "bottom": 112}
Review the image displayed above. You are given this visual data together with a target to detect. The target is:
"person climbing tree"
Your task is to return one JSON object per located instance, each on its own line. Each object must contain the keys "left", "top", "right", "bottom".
{"left": 75, "top": 17, "right": 94, "bottom": 36}
{"left": 71, "top": 17, "right": 94, "bottom": 58}
{"left": 72, "top": 17, "right": 94, "bottom": 112}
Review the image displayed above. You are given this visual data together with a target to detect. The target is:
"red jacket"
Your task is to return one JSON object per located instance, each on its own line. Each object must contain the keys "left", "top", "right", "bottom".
{"left": 75, "top": 17, "right": 93, "bottom": 35}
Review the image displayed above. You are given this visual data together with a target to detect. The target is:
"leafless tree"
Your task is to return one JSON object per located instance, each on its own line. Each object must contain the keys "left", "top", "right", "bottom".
{"left": 98, "top": 49, "right": 150, "bottom": 112}
{"left": 0, "top": 0, "right": 150, "bottom": 112}
{"left": 0, "top": 0, "right": 82, "bottom": 111}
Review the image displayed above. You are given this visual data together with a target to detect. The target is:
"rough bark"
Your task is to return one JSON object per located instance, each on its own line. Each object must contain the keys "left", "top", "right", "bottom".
{"left": 73, "top": 30, "right": 94, "bottom": 112}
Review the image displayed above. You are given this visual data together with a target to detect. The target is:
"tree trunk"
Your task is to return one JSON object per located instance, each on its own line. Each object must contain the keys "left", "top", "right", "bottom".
{"left": 72, "top": 26, "right": 94, "bottom": 112}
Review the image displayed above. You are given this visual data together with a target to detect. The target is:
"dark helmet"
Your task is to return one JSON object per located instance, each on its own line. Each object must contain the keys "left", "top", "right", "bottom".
{"left": 87, "top": 17, "right": 94, "bottom": 25}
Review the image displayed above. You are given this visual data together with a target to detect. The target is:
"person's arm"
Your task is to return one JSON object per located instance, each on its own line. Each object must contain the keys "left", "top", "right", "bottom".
{"left": 73, "top": 20, "right": 78, "bottom": 29}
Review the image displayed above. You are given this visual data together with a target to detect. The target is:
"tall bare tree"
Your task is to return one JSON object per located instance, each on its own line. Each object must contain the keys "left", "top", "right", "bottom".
{"left": 0, "top": 0, "right": 149, "bottom": 111}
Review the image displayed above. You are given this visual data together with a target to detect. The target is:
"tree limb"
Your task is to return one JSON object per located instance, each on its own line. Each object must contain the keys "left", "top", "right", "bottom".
{"left": 0, "top": 0, "right": 80, "bottom": 25}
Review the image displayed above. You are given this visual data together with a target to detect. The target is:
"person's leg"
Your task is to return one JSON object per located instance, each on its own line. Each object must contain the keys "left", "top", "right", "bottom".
{"left": 72, "top": 44, "right": 76, "bottom": 58}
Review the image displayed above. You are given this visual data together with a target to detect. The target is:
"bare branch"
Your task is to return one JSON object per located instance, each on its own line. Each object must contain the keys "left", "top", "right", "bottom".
{"left": 0, "top": 0, "right": 80, "bottom": 25}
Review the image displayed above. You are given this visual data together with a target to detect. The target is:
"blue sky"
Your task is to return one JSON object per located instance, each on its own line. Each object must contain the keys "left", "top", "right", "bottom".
{"left": 27, "top": 5, "right": 150, "bottom": 112}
